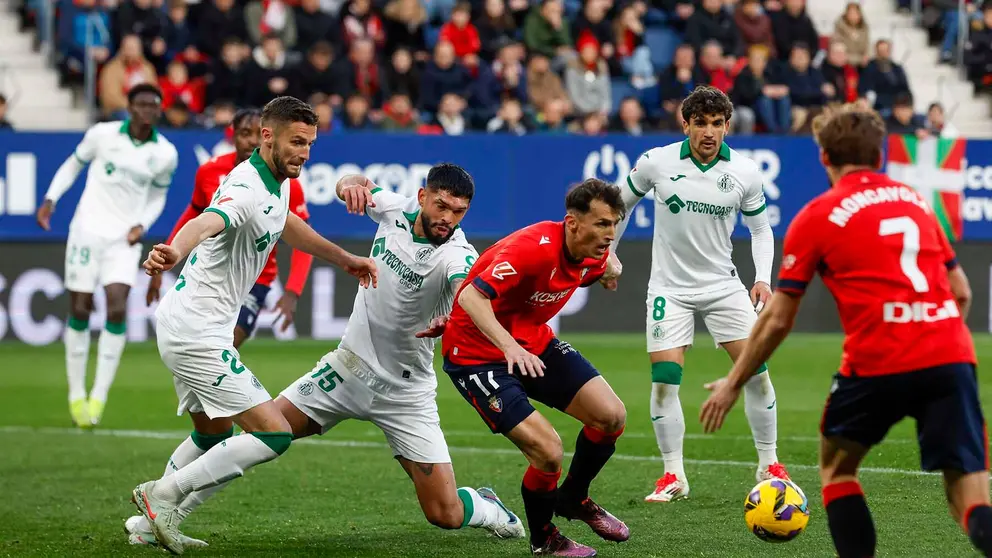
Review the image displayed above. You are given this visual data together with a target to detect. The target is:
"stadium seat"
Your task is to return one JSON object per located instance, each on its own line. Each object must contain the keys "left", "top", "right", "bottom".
{"left": 644, "top": 26, "right": 682, "bottom": 73}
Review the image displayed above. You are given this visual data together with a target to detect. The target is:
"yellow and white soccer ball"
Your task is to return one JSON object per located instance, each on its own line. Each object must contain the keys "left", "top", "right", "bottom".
{"left": 744, "top": 478, "right": 810, "bottom": 542}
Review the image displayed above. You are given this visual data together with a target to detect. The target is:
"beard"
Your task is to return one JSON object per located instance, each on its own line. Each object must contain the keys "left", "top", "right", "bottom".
{"left": 272, "top": 147, "right": 299, "bottom": 179}
{"left": 421, "top": 213, "right": 453, "bottom": 246}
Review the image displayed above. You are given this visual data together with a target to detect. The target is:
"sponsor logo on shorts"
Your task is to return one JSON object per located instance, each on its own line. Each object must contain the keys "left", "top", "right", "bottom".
{"left": 297, "top": 381, "right": 314, "bottom": 396}
{"left": 488, "top": 396, "right": 502, "bottom": 412}
{"left": 251, "top": 375, "right": 263, "bottom": 390}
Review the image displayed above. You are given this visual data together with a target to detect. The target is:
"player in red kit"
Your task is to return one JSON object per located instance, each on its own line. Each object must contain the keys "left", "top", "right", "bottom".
{"left": 442, "top": 179, "right": 629, "bottom": 557}
{"left": 146, "top": 108, "right": 314, "bottom": 348}
{"left": 700, "top": 105, "right": 992, "bottom": 558}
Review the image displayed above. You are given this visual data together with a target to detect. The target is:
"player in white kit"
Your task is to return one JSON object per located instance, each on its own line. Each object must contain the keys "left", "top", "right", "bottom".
{"left": 36, "top": 84, "right": 178, "bottom": 429}
{"left": 610, "top": 86, "right": 790, "bottom": 503}
{"left": 130, "top": 97, "right": 378, "bottom": 555}
{"left": 126, "top": 165, "right": 524, "bottom": 549}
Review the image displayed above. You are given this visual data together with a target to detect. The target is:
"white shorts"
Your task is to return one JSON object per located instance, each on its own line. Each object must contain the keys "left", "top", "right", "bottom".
{"left": 156, "top": 324, "right": 273, "bottom": 419}
{"left": 646, "top": 284, "right": 757, "bottom": 353}
{"left": 64, "top": 230, "right": 142, "bottom": 293}
{"left": 281, "top": 349, "right": 451, "bottom": 464}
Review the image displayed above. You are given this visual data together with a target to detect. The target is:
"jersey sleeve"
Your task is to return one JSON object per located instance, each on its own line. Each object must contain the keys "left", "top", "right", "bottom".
{"left": 776, "top": 204, "right": 824, "bottom": 297}
{"left": 152, "top": 145, "right": 178, "bottom": 189}
{"left": 470, "top": 241, "right": 535, "bottom": 300}
{"left": 204, "top": 181, "right": 261, "bottom": 230}
{"left": 740, "top": 165, "right": 767, "bottom": 216}
{"left": 190, "top": 165, "right": 215, "bottom": 211}
{"left": 444, "top": 244, "right": 480, "bottom": 284}
{"left": 580, "top": 254, "right": 609, "bottom": 287}
{"left": 625, "top": 150, "right": 658, "bottom": 199}
{"left": 936, "top": 219, "right": 958, "bottom": 270}
{"left": 72, "top": 125, "right": 104, "bottom": 164}
{"left": 289, "top": 178, "right": 310, "bottom": 221}
{"left": 364, "top": 187, "right": 408, "bottom": 223}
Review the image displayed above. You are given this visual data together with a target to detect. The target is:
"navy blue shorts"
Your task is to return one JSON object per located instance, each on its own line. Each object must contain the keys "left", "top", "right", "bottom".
{"left": 443, "top": 338, "right": 601, "bottom": 434}
{"left": 821, "top": 363, "right": 988, "bottom": 473}
{"left": 235, "top": 283, "right": 271, "bottom": 336}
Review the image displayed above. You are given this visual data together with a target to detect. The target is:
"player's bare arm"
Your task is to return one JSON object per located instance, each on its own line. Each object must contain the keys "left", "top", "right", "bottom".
{"left": 948, "top": 266, "right": 973, "bottom": 320}
{"left": 336, "top": 174, "right": 377, "bottom": 215}
{"left": 143, "top": 211, "right": 227, "bottom": 275}
{"left": 700, "top": 291, "right": 801, "bottom": 433}
{"left": 282, "top": 212, "right": 379, "bottom": 288}
{"left": 457, "top": 285, "right": 546, "bottom": 377}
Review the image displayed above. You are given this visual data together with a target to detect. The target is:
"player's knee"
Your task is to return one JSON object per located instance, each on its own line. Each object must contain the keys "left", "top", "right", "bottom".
{"left": 105, "top": 301, "right": 127, "bottom": 325}
{"left": 588, "top": 401, "right": 627, "bottom": 434}
{"left": 251, "top": 431, "right": 293, "bottom": 456}
{"left": 530, "top": 437, "right": 564, "bottom": 472}
{"left": 69, "top": 303, "right": 91, "bottom": 322}
{"left": 423, "top": 500, "right": 464, "bottom": 530}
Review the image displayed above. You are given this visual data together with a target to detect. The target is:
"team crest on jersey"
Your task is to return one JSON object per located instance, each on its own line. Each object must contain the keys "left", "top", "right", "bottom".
{"left": 488, "top": 396, "right": 503, "bottom": 413}
{"left": 716, "top": 173, "right": 740, "bottom": 193}
{"left": 297, "top": 381, "right": 315, "bottom": 396}
{"left": 415, "top": 246, "right": 435, "bottom": 263}
{"left": 782, "top": 254, "right": 797, "bottom": 270}
{"left": 652, "top": 324, "right": 665, "bottom": 340}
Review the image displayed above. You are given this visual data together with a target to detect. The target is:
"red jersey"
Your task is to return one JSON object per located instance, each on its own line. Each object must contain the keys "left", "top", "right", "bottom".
{"left": 777, "top": 170, "right": 975, "bottom": 377}
{"left": 168, "top": 152, "right": 313, "bottom": 293}
{"left": 442, "top": 221, "right": 609, "bottom": 365}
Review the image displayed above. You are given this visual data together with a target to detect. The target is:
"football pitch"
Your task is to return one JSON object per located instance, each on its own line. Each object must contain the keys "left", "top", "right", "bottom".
{"left": 2, "top": 333, "right": 990, "bottom": 557}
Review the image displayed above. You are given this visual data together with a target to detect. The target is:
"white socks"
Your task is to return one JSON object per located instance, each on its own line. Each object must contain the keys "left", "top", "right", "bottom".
{"left": 457, "top": 487, "right": 500, "bottom": 528}
{"left": 650, "top": 382, "right": 686, "bottom": 480}
{"left": 90, "top": 329, "right": 126, "bottom": 403}
{"left": 743, "top": 371, "right": 779, "bottom": 468}
{"left": 64, "top": 322, "right": 90, "bottom": 401}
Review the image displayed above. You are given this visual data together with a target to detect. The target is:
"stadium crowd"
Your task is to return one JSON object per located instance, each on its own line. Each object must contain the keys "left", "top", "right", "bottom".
{"left": 5, "top": 0, "right": 980, "bottom": 136}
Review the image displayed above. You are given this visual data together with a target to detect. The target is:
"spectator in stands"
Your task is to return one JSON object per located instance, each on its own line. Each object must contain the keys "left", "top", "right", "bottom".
{"left": 196, "top": 0, "right": 249, "bottom": 59}
{"left": 734, "top": 0, "right": 776, "bottom": 58}
{"left": 965, "top": 5, "right": 992, "bottom": 89}
{"left": 340, "top": 0, "right": 386, "bottom": 52}
{"left": 245, "top": 0, "right": 297, "bottom": 52}
{"left": 99, "top": 34, "right": 157, "bottom": 120}
{"left": 536, "top": 97, "right": 569, "bottom": 133}
{"left": 160, "top": 60, "right": 205, "bottom": 114}
{"left": 383, "top": 0, "right": 428, "bottom": 58}
{"left": 859, "top": 39, "right": 911, "bottom": 113}
{"left": 113, "top": 0, "right": 166, "bottom": 62}
{"left": 659, "top": 43, "right": 702, "bottom": 117}
{"left": 158, "top": 1, "right": 192, "bottom": 73}
{"left": 57, "top": 0, "right": 111, "bottom": 85}
{"left": 833, "top": 2, "right": 869, "bottom": 68}
{"left": 0, "top": 94, "right": 12, "bottom": 130}
{"left": 660, "top": 0, "right": 696, "bottom": 33}
{"left": 207, "top": 38, "right": 249, "bottom": 107}
{"left": 419, "top": 40, "right": 472, "bottom": 113}
{"left": 770, "top": 0, "right": 818, "bottom": 62}
{"left": 926, "top": 101, "right": 959, "bottom": 137}
{"left": 434, "top": 92, "right": 468, "bottom": 134}
{"left": 313, "top": 97, "right": 341, "bottom": 133}
{"left": 820, "top": 40, "right": 859, "bottom": 103}
{"left": 296, "top": 0, "right": 340, "bottom": 55}
{"left": 476, "top": 0, "right": 518, "bottom": 61}
{"left": 572, "top": 0, "right": 614, "bottom": 67}
{"left": 524, "top": 0, "right": 572, "bottom": 62}
{"left": 609, "top": 96, "right": 647, "bottom": 135}
{"left": 933, "top": 0, "right": 966, "bottom": 64}
{"left": 490, "top": 41, "right": 528, "bottom": 103}
{"left": 384, "top": 47, "right": 421, "bottom": 107}
{"left": 331, "top": 37, "right": 385, "bottom": 106}
{"left": 204, "top": 100, "right": 236, "bottom": 129}
{"left": 381, "top": 93, "right": 421, "bottom": 131}
{"left": 469, "top": 48, "right": 526, "bottom": 122}
{"left": 245, "top": 33, "right": 297, "bottom": 107}
{"left": 614, "top": 1, "right": 655, "bottom": 89}
{"left": 163, "top": 99, "right": 195, "bottom": 128}
{"left": 885, "top": 93, "right": 928, "bottom": 137}
{"left": 297, "top": 41, "right": 338, "bottom": 100}
{"left": 487, "top": 97, "right": 529, "bottom": 134}
{"left": 527, "top": 53, "right": 571, "bottom": 114}
{"left": 784, "top": 42, "right": 826, "bottom": 131}
{"left": 573, "top": 112, "right": 606, "bottom": 135}
{"left": 341, "top": 92, "right": 378, "bottom": 130}
{"left": 439, "top": 2, "right": 482, "bottom": 65}
{"left": 697, "top": 40, "right": 733, "bottom": 93}
{"left": 687, "top": 0, "right": 742, "bottom": 58}
{"left": 733, "top": 44, "right": 790, "bottom": 134}
{"left": 565, "top": 33, "right": 611, "bottom": 116}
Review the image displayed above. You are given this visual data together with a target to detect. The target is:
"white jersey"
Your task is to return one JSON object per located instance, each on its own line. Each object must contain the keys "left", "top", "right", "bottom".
{"left": 156, "top": 150, "right": 289, "bottom": 344}
{"left": 624, "top": 140, "right": 768, "bottom": 295}
{"left": 339, "top": 188, "right": 478, "bottom": 402}
{"left": 67, "top": 121, "right": 178, "bottom": 240}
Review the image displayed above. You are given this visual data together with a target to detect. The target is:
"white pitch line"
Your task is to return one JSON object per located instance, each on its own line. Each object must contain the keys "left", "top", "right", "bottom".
{"left": 365, "top": 429, "right": 922, "bottom": 445}
{"left": 0, "top": 425, "right": 939, "bottom": 477}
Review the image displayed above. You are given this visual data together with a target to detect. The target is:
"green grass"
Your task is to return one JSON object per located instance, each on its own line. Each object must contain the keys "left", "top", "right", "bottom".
{"left": 1, "top": 333, "right": 990, "bottom": 557}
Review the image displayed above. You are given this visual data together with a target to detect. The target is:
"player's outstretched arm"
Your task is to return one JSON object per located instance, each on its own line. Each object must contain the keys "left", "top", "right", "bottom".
{"left": 336, "top": 174, "right": 377, "bottom": 215}
{"left": 36, "top": 154, "right": 88, "bottom": 230}
{"left": 282, "top": 213, "right": 378, "bottom": 288}
{"left": 699, "top": 291, "right": 801, "bottom": 433}
{"left": 949, "top": 266, "right": 973, "bottom": 320}
{"left": 458, "top": 286, "right": 546, "bottom": 377}
{"left": 143, "top": 211, "right": 227, "bottom": 276}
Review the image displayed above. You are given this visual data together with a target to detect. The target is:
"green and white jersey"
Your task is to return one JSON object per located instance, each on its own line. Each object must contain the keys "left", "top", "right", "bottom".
{"left": 68, "top": 121, "right": 178, "bottom": 240}
{"left": 624, "top": 139, "right": 768, "bottom": 295}
{"left": 156, "top": 150, "right": 289, "bottom": 344}
{"left": 339, "top": 188, "right": 478, "bottom": 401}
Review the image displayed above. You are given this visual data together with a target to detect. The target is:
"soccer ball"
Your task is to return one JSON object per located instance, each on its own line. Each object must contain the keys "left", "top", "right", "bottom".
{"left": 744, "top": 478, "right": 810, "bottom": 542}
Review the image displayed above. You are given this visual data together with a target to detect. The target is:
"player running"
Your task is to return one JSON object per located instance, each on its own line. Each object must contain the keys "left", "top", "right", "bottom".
{"left": 125, "top": 164, "right": 524, "bottom": 548}
{"left": 146, "top": 108, "right": 313, "bottom": 346}
{"left": 611, "top": 85, "right": 787, "bottom": 503}
{"left": 700, "top": 104, "right": 992, "bottom": 558}
{"left": 130, "top": 96, "right": 377, "bottom": 555}
{"left": 442, "top": 179, "right": 629, "bottom": 557}
{"left": 36, "top": 83, "right": 178, "bottom": 429}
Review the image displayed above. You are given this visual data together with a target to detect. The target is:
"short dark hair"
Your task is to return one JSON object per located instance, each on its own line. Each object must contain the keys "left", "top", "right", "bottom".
{"left": 232, "top": 107, "right": 261, "bottom": 130}
{"left": 260, "top": 96, "right": 319, "bottom": 128}
{"left": 812, "top": 103, "right": 886, "bottom": 168}
{"left": 426, "top": 163, "right": 474, "bottom": 201}
{"left": 565, "top": 178, "right": 624, "bottom": 219}
{"left": 681, "top": 85, "right": 733, "bottom": 122}
{"left": 0, "top": 93, "right": 6, "bottom": 104}
{"left": 128, "top": 83, "right": 162, "bottom": 105}
{"left": 893, "top": 92, "right": 914, "bottom": 108}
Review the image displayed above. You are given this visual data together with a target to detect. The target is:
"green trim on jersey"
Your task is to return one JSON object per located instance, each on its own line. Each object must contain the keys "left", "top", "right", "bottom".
{"left": 248, "top": 149, "right": 283, "bottom": 197}
{"left": 402, "top": 210, "right": 433, "bottom": 244}
{"left": 369, "top": 187, "right": 383, "bottom": 194}
{"left": 118, "top": 120, "right": 158, "bottom": 145}
{"left": 204, "top": 207, "right": 230, "bottom": 229}
{"left": 679, "top": 139, "right": 730, "bottom": 173}
{"left": 627, "top": 176, "right": 647, "bottom": 197}
{"left": 741, "top": 204, "right": 766, "bottom": 216}
{"left": 72, "top": 151, "right": 90, "bottom": 165}
{"left": 448, "top": 272, "right": 468, "bottom": 283}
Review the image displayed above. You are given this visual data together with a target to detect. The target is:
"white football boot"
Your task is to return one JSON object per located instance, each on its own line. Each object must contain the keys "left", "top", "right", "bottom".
{"left": 124, "top": 516, "right": 208, "bottom": 548}
{"left": 476, "top": 487, "right": 526, "bottom": 539}
{"left": 644, "top": 472, "right": 690, "bottom": 503}
{"left": 131, "top": 481, "right": 184, "bottom": 555}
